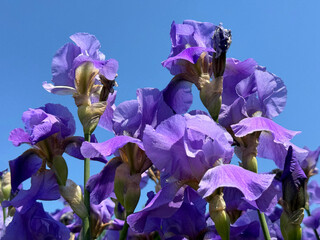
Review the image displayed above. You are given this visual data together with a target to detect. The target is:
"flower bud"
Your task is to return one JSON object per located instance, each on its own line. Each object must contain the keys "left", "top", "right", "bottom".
{"left": 208, "top": 192, "right": 230, "bottom": 240}
{"left": 1, "top": 172, "right": 11, "bottom": 201}
{"left": 114, "top": 163, "right": 141, "bottom": 215}
{"left": 280, "top": 208, "right": 304, "bottom": 240}
{"left": 51, "top": 155, "right": 68, "bottom": 186}
{"left": 59, "top": 179, "right": 88, "bottom": 219}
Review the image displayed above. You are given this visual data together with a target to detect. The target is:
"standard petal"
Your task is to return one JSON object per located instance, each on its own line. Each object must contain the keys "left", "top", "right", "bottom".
{"left": 70, "top": 32, "right": 101, "bottom": 57}
{"left": 51, "top": 42, "right": 81, "bottom": 87}
{"left": 198, "top": 164, "right": 275, "bottom": 200}
{"left": 99, "top": 59, "right": 119, "bottom": 80}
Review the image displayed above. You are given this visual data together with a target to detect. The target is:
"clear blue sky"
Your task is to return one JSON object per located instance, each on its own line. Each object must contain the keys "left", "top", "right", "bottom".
{"left": 0, "top": 1, "right": 319, "bottom": 212}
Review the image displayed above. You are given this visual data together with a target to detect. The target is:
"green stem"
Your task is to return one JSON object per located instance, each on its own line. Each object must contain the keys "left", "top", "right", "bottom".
{"left": 306, "top": 209, "right": 320, "bottom": 240}
{"left": 258, "top": 210, "right": 271, "bottom": 240}
{"left": 83, "top": 133, "right": 91, "bottom": 240}
{"left": 119, "top": 220, "right": 129, "bottom": 240}
{"left": 2, "top": 207, "right": 6, "bottom": 224}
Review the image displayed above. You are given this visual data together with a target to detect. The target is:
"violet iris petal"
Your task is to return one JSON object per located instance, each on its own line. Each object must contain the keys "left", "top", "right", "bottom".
{"left": 2, "top": 170, "right": 60, "bottom": 213}
{"left": 231, "top": 116, "right": 308, "bottom": 168}
{"left": 9, "top": 150, "right": 42, "bottom": 192}
{"left": 64, "top": 135, "right": 107, "bottom": 163}
{"left": 162, "top": 20, "right": 216, "bottom": 75}
{"left": 198, "top": 164, "right": 275, "bottom": 200}
{"left": 3, "top": 202, "right": 70, "bottom": 240}
{"left": 127, "top": 181, "right": 184, "bottom": 233}
{"left": 219, "top": 59, "right": 287, "bottom": 127}
{"left": 308, "top": 181, "right": 320, "bottom": 206}
{"left": 143, "top": 114, "right": 233, "bottom": 181}
{"left": 98, "top": 91, "right": 117, "bottom": 132}
{"left": 86, "top": 157, "right": 122, "bottom": 205}
{"left": 91, "top": 198, "right": 115, "bottom": 223}
{"left": 81, "top": 135, "right": 144, "bottom": 159}
{"left": 303, "top": 208, "right": 320, "bottom": 230}
{"left": 300, "top": 146, "right": 320, "bottom": 174}
{"left": 161, "top": 187, "right": 207, "bottom": 239}
{"left": 44, "top": 32, "right": 118, "bottom": 95}
{"left": 8, "top": 128, "right": 30, "bottom": 146}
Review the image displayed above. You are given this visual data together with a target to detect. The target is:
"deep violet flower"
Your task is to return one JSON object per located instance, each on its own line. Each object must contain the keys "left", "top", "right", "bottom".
{"left": 8, "top": 103, "right": 105, "bottom": 193}
{"left": 219, "top": 59, "right": 287, "bottom": 127}
{"left": 2, "top": 202, "right": 70, "bottom": 240}
{"left": 43, "top": 33, "right": 118, "bottom": 96}
{"left": 162, "top": 20, "right": 216, "bottom": 77}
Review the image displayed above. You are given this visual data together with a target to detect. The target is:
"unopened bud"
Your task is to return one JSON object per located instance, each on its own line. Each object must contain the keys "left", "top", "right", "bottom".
{"left": 114, "top": 163, "right": 141, "bottom": 215}
{"left": 77, "top": 102, "right": 107, "bottom": 135}
{"left": 209, "top": 193, "right": 230, "bottom": 240}
{"left": 1, "top": 172, "right": 11, "bottom": 200}
{"left": 59, "top": 179, "right": 88, "bottom": 219}
{"left": 280, "top": 209, "right": 303, "bottom": 240}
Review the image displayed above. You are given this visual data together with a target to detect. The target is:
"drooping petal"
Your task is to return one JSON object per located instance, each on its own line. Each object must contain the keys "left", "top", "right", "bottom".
{"left": 198, "top": 164, "right": 275, "bottom": 200}
{"left": 9, "top": 128, "right": 30, "bottom": 146}
{"left": 9, "top": 150, "right": 42, "bottom": 192}
{"left": 81, "top": 135, "right": 144, "bottom": 159}
{"left": 98, "top": 91, "right": 117, "bottom": 132}
{"left": 162, "top": 80, "right": 193, "bottom": 114}
{"left": 42, "top": 82, "right": 77, "bottom": 95}
{"left": 127, "top": 181, "right": 184, "bottom": 233}
{"left": 86, "top": 157, "right": 122, "bottom": 205}
{"left": 2, "top": 170, "right": 60, "bottom": 213}
{"left": 3, "top": 202, "right": 70, "bottom": 240}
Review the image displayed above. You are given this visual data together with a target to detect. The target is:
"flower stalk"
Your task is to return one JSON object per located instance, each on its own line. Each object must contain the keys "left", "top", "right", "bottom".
{"left": 83, "top": 133, "right": 91, "bottom": 240}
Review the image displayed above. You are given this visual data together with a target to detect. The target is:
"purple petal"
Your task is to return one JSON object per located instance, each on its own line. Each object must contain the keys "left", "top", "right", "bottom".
{"left": 9, "top": 128, "right": 30, "bottom": 146}
{"left": 300, "top": 146, "right": 320, "bottom": 173}
{"left": 303, "top": 208, "right": 320, "bottom": 229}
{"left": 99, "top": 59, "right": 119, "bottom": 80}
{"left": 51, "top": 42, "right": 81, "bottom": 87}
{"left": 3, "top": 202, "right": 70, "bottom": 240}
{"left": 308, "top": 181, "right": 320, "bottom": 206}
{"left": 70, "top": 32, "right": 101, "bottom": 57}
{"left": 87, "top": 157, "right": 122, "bottom": 204}
{"left": 162, "top": 80, "right": 193, "bottom": 114}
{"left": 198, "top": 164, "right": 275, "bottom": 200}
{"left": 98, "top": 91, "right": 117, "bottom": 132}
{"left": 9, "top": 150, "right": 42, "bottom": 192}
{"left": 64, "top": 136, "right": 107, "bottom": 163}
{"left": 127, "top": 181, "right": 183, "bottom": 233}
{"left": 81, "top": 135, "right": 144, "bottom": 159}
{"left": 2, "top": 170, "right": 60, "bottom": 213}
{"left": 113, "top": 100, "right": 141, "bottom": 136}
{"left": 231, "top": 117, "right": 300, "bottom": 143}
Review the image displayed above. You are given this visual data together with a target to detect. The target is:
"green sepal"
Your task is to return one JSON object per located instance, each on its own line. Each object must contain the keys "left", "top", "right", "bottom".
{"left": 52, "top": 155, "right": 68, "bottom": 186}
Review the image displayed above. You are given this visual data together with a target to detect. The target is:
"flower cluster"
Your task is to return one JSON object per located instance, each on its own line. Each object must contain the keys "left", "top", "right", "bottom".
{"left": 1, "top": 20, "right": 319, "bottom": 240}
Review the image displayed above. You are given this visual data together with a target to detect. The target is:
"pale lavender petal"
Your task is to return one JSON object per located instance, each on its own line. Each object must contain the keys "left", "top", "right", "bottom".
{"left": 113, "top": 100, "right": 141, "bottom": 136}
{"left": 231, "top": 117, "right": 300, "bottom": 143}
{"left": 198, "top": 164, "right": 275, "bottom": 200}
{"left": 51, "top": 42, "right": 81, "bottom": 87}
{"left": 70, "top": 32, "right": 101, "bottom": 57}
{"left": 300, "top": 146, "right": 320, "bottom": 173}
{"left": 308, "top": 181, "right": 320, "bottom": 206}
{"left": 99, "top": 59, "right": 119, "bottom": 80}
{"left": 81, "top": 135, "right": 144, "bottom": 159}
{"left": 42, "top": 82, "right": 76, "bottom": 95}
{"left": 9, "top": 128, "right": 30, "bottom": 146}
{"left": 98, "top": 91, "right": 117, "bottom": 132}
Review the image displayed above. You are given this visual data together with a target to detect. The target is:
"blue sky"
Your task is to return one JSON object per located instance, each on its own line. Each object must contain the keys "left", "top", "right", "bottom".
{"left": 0, "top": 1, "right": 319, "bottom": 212}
